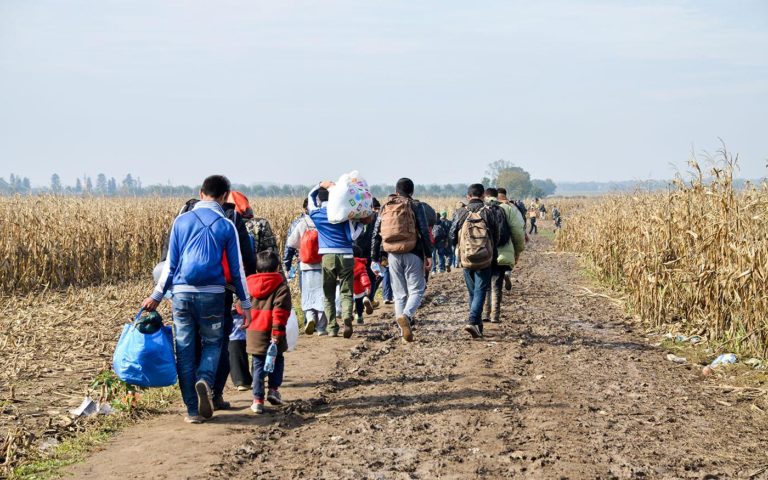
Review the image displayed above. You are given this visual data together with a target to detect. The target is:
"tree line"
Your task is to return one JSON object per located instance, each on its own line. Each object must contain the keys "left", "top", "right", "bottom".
{"left": 1, "top": 162, "right": 558, "bottom": 199}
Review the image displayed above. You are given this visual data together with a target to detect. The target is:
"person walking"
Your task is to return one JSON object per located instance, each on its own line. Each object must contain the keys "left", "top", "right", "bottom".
{"left": 371, "top": 178, "right": 433, "bottom": 342}
{"left": 308, "top": 182, "right": 364, "bottom": 338}
{"left": 143, "top": 175, "right": 252, "bottom": 424}
{"left": 528, "top": 206, "right": 538, "bottom": 235}
{"left": 450, "top": 183, "right": 500, "bottom": 338}
{"left": 483, "top": 188, "right": 525, "bottom": 323}
{"left": 285, "top": 204, "right": 328, "bottom": 335}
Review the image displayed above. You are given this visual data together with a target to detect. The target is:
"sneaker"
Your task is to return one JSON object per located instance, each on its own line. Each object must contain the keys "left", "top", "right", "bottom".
{"left": 482, "top": 317, "right": 490, "bottom": 323}
{"left": 490, "top": 318, "right": 501, "bottom": 324}
{"left": 363, "top": 297, "right": 374, "bottom": 315}
{"left": 343, "top": 318, "right": 353, "bottom": 339}
{"left": 371, "top": 299, "right": 380, "bottom": 310}
{"left": 304, "top": 318, "right": 316, "bottom": 335}
{"left": 250, "top": 401, "right": 264, "bottom": 414}
{"left": 267, "top": 389, "right": 283, "bottom": 405}
{"left": 504, "top": 275, "right": 512, "bottom": 292}
{"left": 212, "top": 395, "right": 231, "bottom": 410}
{"left": 236, "top": 385, "right": 249, "bottom": 392}
{"left": 184, "top": 415, "right": 204, "bottom": 424}
{"left": 195, "top": 380, "right": 214, "bottom": 419}
{"left": 464, "top": 324, "right": 482, "bottom": 339}
{"left": 396, "top": 316, "right": 414, "bottom": 343}
{"left": 316, "top": 329, "right": 329, "bottom": 336}
{"left": 446, "top": 265, "right": 451, "bottom": 273}
{"left": 384, "top": 299, "right": 394, "bottom": 305}
{"left": 330, "top": 327, "right": 339, "bottom": 337}
{"left": 356, "top": 315, "right": 364, "bottom": 325}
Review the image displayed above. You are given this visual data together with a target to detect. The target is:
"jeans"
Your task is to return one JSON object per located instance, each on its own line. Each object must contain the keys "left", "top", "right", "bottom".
{"left": 431, "top": 244, "right": 447, "bottom": 272}
{"left": 252, "top": 353, "right": 285, "bottom": 401}
{"left": 381, "top": 266, "right": 393, "bottom": 301}
{"left": 389, "top": 253, "right": 427, "bottom": 319}
{"left": 172, "top": 292, "right": 226, "bottom": 416}
{"left": 463, "top": 268, "right": 492, "bottom": 329}
{"left": 322, "top": 253, "right": 355, "bottom": 330}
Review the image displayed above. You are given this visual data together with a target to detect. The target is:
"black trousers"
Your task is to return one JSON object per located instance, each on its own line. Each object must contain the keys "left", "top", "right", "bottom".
{"left": 228, "top": 339, "right": 252, "bottom": 387}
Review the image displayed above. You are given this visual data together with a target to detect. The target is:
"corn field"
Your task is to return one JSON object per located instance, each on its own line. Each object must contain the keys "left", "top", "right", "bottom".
{"left": 557, "top": 157, "right": 768, "bottom": 357}
{"left": 0, "top": 195, "right": 457, "bottom": 295}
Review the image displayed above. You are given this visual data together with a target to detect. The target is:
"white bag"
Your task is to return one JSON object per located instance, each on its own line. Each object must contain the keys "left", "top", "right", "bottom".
{"left": 286, "top": 310, "right": 299, "bottom": 352}
{"left": 327, "top": 170, "right": 374, "bottom": 224}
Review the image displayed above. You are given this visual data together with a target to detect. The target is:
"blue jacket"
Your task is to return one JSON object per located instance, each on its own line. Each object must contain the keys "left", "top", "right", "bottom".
{"left": 151, "top": 201, "right": 251, "bottom": 309}
{"left": 308, "top": 186, "right": 362, "bottom": 255}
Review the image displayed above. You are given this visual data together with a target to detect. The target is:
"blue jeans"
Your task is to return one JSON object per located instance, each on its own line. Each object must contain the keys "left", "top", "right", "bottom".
{"left": 463, "top": 268, "right": 492, "bottom": 329}
{"left": 381, "top": 266, "right": 393, "bottom": 301}
{"left": 172, "top": 292, "right": 226, "bottom": 416}
{"left": 252, "top": 353, "right": 285, "bottom": 401}
{"left": 431, "top": 244, "right": 447, "bottom": 272}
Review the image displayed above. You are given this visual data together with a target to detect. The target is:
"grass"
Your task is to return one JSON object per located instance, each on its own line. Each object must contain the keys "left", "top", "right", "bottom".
{"left": 8, "top": 386, "right": 179, "bottom": 480}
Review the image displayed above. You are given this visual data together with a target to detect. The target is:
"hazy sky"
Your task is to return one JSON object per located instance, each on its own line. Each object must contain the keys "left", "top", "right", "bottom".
{"left": 1, "top": 0, "right": 766, "bottom": 187}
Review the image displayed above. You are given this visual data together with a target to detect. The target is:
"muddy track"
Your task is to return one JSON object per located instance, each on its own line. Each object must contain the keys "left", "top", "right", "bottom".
{"left": 68, "top": 236, "right": 768, "bottom": 479}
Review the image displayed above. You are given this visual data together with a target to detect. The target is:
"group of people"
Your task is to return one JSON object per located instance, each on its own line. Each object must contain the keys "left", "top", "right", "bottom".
{"left": 140, "top": 175, "right": 533, "bottom": 424}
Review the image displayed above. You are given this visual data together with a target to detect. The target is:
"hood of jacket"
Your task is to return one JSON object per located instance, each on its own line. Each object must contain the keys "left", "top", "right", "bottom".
{"left": 246, "top": 272, "right": 284, "bottom": 299}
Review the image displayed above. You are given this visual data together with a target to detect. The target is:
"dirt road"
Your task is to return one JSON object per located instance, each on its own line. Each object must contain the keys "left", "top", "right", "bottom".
{"left": 66, "top": 235, "right": 768, "bottom": 479}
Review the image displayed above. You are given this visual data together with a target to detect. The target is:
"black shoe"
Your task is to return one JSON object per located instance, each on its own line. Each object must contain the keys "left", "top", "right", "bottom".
{"left": 195, "top": 380, "right": 214, "bottom": 419}
{"left": 330, "top": 327, "right": 340, "bottom": 337}
{"left": 343, "top": 318, "right": 353, "bottom": 339}
{"left": 482, "top": 317, "right": 490, "bottom": 323}
{"left": 363, "top": 297, "right": 374, "bottom": 315}
{"left": 464, "top": 324, "right": 482, "bottom": 339}
{"left": 212, "top": 395, "right": 231, "bottom": 411}
{"left": 504, "top": 275, "right": 512, "bottom": 292}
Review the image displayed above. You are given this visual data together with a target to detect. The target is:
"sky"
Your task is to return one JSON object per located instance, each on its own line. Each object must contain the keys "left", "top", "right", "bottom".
{"left": 0, "top": 0, "right": 766, "bottom": 188}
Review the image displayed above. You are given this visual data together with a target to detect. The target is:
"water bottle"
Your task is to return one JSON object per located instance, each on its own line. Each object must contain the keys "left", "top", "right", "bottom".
{"left": 371, "top": 262, "right": 382, "bottom": 276}
{"left": 264, "top": 342, "right": 278, "bottom": 373}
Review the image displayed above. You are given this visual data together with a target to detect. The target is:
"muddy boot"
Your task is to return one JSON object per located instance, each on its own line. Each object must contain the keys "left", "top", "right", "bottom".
{"left": 504, "top": 274, "right": 512, "bottom": 292}
{"left": 464, "top": 324, "right": 482, "bottom": 339}
{"left": 397, "top": 316, "right": 414, "bottom": 343}
{"left": 343, "top": 318, "right": 353, "bottom": 339}
{"left": 330, "top": 327, "right": 339, "bottom": 337}
{"left": 363, "top": 297, "right": 374, "bottom": 315}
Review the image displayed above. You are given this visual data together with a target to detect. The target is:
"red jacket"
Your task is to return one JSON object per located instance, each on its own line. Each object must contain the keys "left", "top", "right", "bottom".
{"left": 353, "top": 258, "right": 371, "bottom": 296}
{"left": 245, "top": 272, "right": 291, "bottom": 355}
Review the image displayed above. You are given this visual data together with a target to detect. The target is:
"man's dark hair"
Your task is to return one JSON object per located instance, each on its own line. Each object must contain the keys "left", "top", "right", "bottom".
{"left": 485, "top": 187, "right": 498, "bottom": 198}
{"left": 201, "top": 175, "right": 231, "bottom": 199}
{"left": 372, "top": 197, "right": 381, "bottom": 209}
{"left": 256, "top": 250, "right": 280, "bottom": 273}
{"left": 467, "top": 184, "right": 485, "bottom": 198}
{"left": 396, "top": 178, "right": 415, "bottom": 197}
{"left": 302, "top": 197, "right": 309, "bottom": 210}
{"left": 497, "top": 187, "right": 507, "bottom": 196}
{"left": 317, "top": 187, "right": 329, "bottom": 203}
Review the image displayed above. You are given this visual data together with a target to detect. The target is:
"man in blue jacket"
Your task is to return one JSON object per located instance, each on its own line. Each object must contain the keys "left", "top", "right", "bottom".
{"left": 142, "top": 175, "right": 252, "bottom": 424}
{"left": 308, "top": 182, "right": 364, "bottom": 339}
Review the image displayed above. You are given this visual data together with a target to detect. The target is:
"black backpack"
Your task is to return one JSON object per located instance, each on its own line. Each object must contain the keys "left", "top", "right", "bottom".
{"left": 491, "top": 204, "right": 511, "bottom": 247}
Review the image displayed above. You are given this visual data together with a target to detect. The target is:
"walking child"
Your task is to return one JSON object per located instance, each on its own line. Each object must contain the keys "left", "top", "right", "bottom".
{"left": 353, "top": 246, "right": 374, "bottom": 324}
{"left": 245, "top": 251, "right": 291, "bottom": 414}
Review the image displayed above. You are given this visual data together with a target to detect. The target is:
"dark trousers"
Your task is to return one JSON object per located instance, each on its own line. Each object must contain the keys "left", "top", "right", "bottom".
{"left": 212, "top": 293, "right": 234, "bottom": 397}
{"left": 464, "top": 267, "right": 492, "bottom": 331}
{"left": 228, "top": 340, "right": 252, "bottom": 387}
{"left": 529, "top": 218, "right": 538, "bottom": 234}
{"left": 252, "top": 353, "right": 285, "bottom": 401}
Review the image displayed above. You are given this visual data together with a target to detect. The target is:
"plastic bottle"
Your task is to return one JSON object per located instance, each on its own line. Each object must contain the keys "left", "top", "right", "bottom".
{"left": 264, "top": 341, "right": 278, "bottom": 373}
{"left": 371, "top": 262, "right": 382, "bottom": 276}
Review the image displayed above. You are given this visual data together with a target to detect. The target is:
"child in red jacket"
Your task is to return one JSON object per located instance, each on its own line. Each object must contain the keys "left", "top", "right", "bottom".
{"left": 353, "top": 246, "right": 374, "bottom": 324}
{"left": 244, "top": 251, "right": 291, "bottom": 414}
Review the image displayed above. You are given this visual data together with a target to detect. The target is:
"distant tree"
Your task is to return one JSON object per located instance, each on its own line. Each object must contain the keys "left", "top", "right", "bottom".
{"left": 121, "top": 174, "right": 135, "bottom": 194}
{"left": 21, "top": 177, "right": 31, "bottom": 193}
{"left": 74, "top": 178, "right": 83, "bottom": 193}
{"left": 96, "top": 173, "right": 107, "bottom": 194}
{"left": 107, "top": 177, "right": 117, "bottom": 196}
{"left": 50, "top": 173, "right": 62, "bottom": 193}
{"left": 531, "top": 178, "right": 557, "bottom": 197}
{"left": 85, "top": 176, "right": 93, "bottom": 193}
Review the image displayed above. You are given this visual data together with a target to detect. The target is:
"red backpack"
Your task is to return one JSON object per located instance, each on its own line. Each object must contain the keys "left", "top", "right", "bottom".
{"left": 300, "top": 226, "right": 322, "bottom": 265}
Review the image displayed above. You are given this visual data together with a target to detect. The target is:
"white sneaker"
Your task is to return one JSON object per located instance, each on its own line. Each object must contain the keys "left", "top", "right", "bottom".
{"left": 250, "top": 402, "right": 264, "bottom": 414}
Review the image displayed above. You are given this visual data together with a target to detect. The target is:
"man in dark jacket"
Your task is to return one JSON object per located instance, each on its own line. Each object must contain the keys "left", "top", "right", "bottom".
{"left": 450, "top": 183, "right": 500, "bottom": 338}
{"left": 371, "top": 178, "right": 433, "bottom": 342}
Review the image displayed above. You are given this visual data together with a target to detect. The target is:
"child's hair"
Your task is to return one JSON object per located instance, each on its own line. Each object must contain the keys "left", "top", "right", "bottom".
{"left": 256, "top": 250, "right": 280, "bottom": 273}
{"left": 317, "top": 187, "right": 329, "bottom": 203}
{"left": 353, "top": 245, "right": 363, "bottom": 258}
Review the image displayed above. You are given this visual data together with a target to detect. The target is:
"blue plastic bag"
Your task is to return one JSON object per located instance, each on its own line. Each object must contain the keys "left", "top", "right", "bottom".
{"left": 112, "top": 309, "right": 177, "bottom": 387}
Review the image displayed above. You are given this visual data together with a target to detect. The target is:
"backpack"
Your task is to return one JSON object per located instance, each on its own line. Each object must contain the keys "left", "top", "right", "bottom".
{"left": 460, "top": 207, "right": 493, "bottom": 270}
{"left": 432, "top": 223, "right": 446, "bottom": 243}
{"left": 380, "top": 195, "right": 417, "bottom": 254}
{"left": 299, "top": 222, "right": 322, "bottom": 265}
{"left": 491, "top": 205, "right": 511, "bottom": 247}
